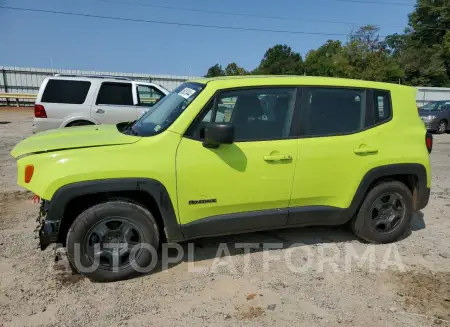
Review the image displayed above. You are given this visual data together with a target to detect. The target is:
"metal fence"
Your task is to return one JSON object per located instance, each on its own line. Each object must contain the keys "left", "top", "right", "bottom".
{"left": 3, "top": 66, "right": 450, "bottom": 107}
{"left": 0, "top": 66, "right": 197, "bottom": 106}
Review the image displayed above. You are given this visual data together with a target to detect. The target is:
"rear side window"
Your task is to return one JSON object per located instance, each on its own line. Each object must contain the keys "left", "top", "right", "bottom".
{"left": 41, "top": 79, "right": 91, "bottom": 104}
{"left": 303, "top": 88, "right": 366, "bottom": 136}
{"left": 96, "top": 82, "right": 133, "bottom": 105}
{"left": 373, "top": 90, "right": 392, "bottom": 124}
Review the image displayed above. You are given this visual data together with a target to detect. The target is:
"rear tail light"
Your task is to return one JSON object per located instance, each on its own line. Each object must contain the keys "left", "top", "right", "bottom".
{"left": 34, "top": 104, "right": 47, "bottom": 118}
{"left": 24, "top": 165, "right": 34, "bottom": 183}
{"left": 425, "top": 132, "right": 433, "bottom": 154}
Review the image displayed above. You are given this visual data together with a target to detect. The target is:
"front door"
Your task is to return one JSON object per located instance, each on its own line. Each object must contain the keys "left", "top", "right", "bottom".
{"left": 91, "top": 82, "right": 138, "bottom": 124}
{"left": 176, "top": 87, "right": 300, "bottom": 237}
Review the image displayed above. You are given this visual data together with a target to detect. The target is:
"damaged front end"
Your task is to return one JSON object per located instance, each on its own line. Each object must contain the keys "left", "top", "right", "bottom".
{"left": 35, "top": 199, "right": 59, "bottom": 250}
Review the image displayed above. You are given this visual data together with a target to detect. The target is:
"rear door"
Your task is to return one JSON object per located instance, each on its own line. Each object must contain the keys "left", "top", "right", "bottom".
{"left": 288, "top": 87, "right": 393, "bottom": 224}
{"left": 91, "top": 82, "right": 138, "bottom": 124}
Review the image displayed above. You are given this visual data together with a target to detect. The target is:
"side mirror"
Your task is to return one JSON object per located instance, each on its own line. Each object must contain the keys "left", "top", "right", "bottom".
{"left": 202, "top": 123, "right": 234, "bottom": 148}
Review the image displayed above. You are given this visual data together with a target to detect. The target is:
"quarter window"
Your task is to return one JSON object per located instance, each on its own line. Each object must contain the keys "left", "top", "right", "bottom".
{"left": 198, "top": 87, "right": 297, "bottom": 141}
{"left": 41, "top": 79, "right": 91, "bottom": 104}
{"left": 373, "top": 90, "right": 391, "bottom": 123}
{"left": 303, "top": 88, "right": 366, "bottom": 136}
{"left": 96, "top": 82, "right": 133, "bottom": 106}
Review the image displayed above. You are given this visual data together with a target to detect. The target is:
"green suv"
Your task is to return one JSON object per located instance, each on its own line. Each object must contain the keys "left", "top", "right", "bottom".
{"left": 11, "top": 76, "right": 432, "bottom": 281}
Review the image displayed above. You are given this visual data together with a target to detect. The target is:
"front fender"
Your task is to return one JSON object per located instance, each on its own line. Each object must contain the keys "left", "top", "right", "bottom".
{"left": 45, "top": 178, "right": 183, "bottom": 242}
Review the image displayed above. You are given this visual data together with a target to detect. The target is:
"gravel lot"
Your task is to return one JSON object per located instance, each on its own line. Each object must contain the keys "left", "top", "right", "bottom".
{"left": 0, "top": 108, "right": 449, "bottom": 327}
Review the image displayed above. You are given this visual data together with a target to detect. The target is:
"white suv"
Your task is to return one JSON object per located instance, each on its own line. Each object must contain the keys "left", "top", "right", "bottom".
{"left": 32, "top": 75, "right": 170, "bottom": 133}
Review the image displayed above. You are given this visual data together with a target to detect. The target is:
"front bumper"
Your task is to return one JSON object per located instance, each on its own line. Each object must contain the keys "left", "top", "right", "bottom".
{"left": 37, "top": 200, "right": 59, "bottom": 250}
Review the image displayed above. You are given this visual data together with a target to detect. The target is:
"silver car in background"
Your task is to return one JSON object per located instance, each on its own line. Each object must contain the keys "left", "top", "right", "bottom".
{"left": 419, "top": 100, "right": 450, "bottom": 134}
{"left": 32, "top": 75, "right": 169, "bottom": 133}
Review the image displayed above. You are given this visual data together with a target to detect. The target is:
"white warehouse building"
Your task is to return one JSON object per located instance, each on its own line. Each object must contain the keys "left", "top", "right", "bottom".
{"left": 416, "top": 87, "right": 450, "bottom": 106}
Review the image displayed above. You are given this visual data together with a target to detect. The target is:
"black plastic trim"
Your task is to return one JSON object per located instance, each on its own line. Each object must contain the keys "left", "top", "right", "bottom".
{"left": 180, "top": 163, "right": 430, "bottom": 240}
{"left": 39, "top": 164, "right": 429, "bottom": 249}
{"left": 346, "top": 163, "right": 429, "bottom": 214}
{"left": 287, "top": 206, "right": 350, "bottom": 225}
{"left": 42, "top": 178, "right": 183, "bottom": 247}
{"left": 182, "top": 208, "right": 289, "bottom": 238}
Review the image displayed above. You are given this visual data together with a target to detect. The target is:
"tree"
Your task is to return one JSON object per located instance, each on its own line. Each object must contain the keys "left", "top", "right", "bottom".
{"left": 254, "top": 45, "right": 303, "bottom": 75}
{"left": 205, "top": 64, "right": 225, "bottom": 77}
{"left": 342, "top": 25, "right": 403, "bottom": 83}
{"left": 304, "top": 40, "right": 350, "bottom": 77}
{"left": 224, "top": 63, "right": 249, "bottom": 76}
{"left": 395, "top": 0, "right": 450, "bottom": 85}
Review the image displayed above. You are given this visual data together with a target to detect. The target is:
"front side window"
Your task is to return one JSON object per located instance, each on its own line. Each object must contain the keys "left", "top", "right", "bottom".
{"left": 96, "top": 82, "right": 133, "bottom": 106}
{"left": 128, "top": 82, "right": 204, "bottom": 136}
{"left": 197, "top": 87, "right": 297, "bottom": 141}
{"left": 137, "top": 85, "right": 165, "bottom": 107}
{"left": 41, "top": 79, "right": 91, "bottom": 104}
{"left": 303, "top": 88, "right": 366, "bottom": 136}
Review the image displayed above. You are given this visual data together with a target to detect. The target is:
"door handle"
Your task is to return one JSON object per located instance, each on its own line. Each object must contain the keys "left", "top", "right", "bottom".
{"left": 353, "top": 147, "right": 378, "bottom": 155}
{"left": 264, "top": 154, "right": 292, "bottom": 162}
{"left": 95, "top": 109, "right": 105, "bottom": 114}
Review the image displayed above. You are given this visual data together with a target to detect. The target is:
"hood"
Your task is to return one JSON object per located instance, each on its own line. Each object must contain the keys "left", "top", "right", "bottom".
{"left": 11, "top": 124, "right": 140, "bottom": 158}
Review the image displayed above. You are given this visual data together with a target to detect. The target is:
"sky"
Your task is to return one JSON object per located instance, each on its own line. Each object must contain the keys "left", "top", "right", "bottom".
{"left": 1, "top": 0, "right": 416, "bottom": 77}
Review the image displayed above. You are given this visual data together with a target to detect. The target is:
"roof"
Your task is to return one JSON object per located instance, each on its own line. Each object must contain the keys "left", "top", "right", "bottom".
{"left": 189, "top": 75, "right": 413, "bottom": 91}
{"left": 49, "top": 74, "right": 161, "bottom": 86}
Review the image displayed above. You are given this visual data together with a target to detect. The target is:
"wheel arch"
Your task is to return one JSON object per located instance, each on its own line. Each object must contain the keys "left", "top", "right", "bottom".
{"left": 349, "top": 163, "right": 429, "bottom": 215}
{"left": 60, "top": 115, "right": 100, "bottom": 128}
{"left": 45, "top": 178, "right": 183, "bottom": 245}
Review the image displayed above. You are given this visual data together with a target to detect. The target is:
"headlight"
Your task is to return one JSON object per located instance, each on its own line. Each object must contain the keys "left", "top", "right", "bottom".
{"left": 428, "top": 115, "right": 437, "bottom": 119}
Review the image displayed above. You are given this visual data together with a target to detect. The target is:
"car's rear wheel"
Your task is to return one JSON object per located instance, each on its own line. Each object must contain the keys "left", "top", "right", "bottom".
{"left": 437, "top": 120, "right": 447, "bottom": 134}
{"left": 351, "top": 181, "right": 413, "bottom": 243}
{"left": 66, "top": 201, "right": 160, "bottom": 282}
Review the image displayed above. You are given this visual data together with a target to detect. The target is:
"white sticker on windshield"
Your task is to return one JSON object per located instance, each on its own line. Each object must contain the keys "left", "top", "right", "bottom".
{"left": 178, "top": 87, "right": 196, "bottom": 99}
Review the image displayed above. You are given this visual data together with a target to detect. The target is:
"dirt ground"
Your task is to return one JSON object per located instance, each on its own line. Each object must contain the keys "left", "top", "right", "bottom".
{"left": 0, "top": 108, "right": 449, "bottom": 327}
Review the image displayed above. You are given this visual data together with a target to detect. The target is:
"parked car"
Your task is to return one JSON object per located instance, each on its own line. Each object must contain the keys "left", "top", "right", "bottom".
{"left": 11, "top": 76, "right": 432, "bottom": 282}
{"left": 418, "top": 100, "right": 450, "bottom": 134}
{"left": 32, "top": 74, "right": 169, "bottom": 133}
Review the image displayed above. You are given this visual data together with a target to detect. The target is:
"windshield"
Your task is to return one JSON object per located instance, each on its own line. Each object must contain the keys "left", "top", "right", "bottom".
{"left": 420, "top": 101, "right": 450, "bottom": 111}
{"left": 128, "top": 82, "right": 205, "bottom": 136}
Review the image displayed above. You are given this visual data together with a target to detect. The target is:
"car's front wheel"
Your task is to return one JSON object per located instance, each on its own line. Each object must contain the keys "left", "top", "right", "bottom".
{"left": 351, "top": 181, "right": 413, "bottom": 243}
{"left": 66, "top": 201, "right": 160, "bottom": 282}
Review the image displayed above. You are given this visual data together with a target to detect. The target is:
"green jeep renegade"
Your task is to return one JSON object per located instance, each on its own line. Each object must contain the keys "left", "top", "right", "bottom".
{"left": 11, "top": 76, "right": 432, "bottom": 282}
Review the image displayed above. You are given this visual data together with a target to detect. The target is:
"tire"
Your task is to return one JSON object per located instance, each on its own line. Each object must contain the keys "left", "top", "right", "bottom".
{"left": 66, "top": 120, "right": 94, "bottom": 127}
{"left": 351, "top": 181, "right": 413, "bottom": 244}
{"left": 436, "top": 120, "right": 447, "bottom": 134}
{"left": 66, "top": 201, "right": 160, "bottom": 282}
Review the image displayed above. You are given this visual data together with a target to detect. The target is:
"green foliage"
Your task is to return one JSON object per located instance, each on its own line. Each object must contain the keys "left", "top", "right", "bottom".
{"left": 204, "top": 0, "right": 450, "bottom": 86}
{"left": 253, "top": 45, "right": 304, "bottom": 75}
{"left": 205, "top": 64, "right": 225, "bottom": 77}
{"left": 304, "top": 40, "right": 348, "bottom": 77}
{"left": 224, "top": 63, "right": 249, "bottom": 76}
